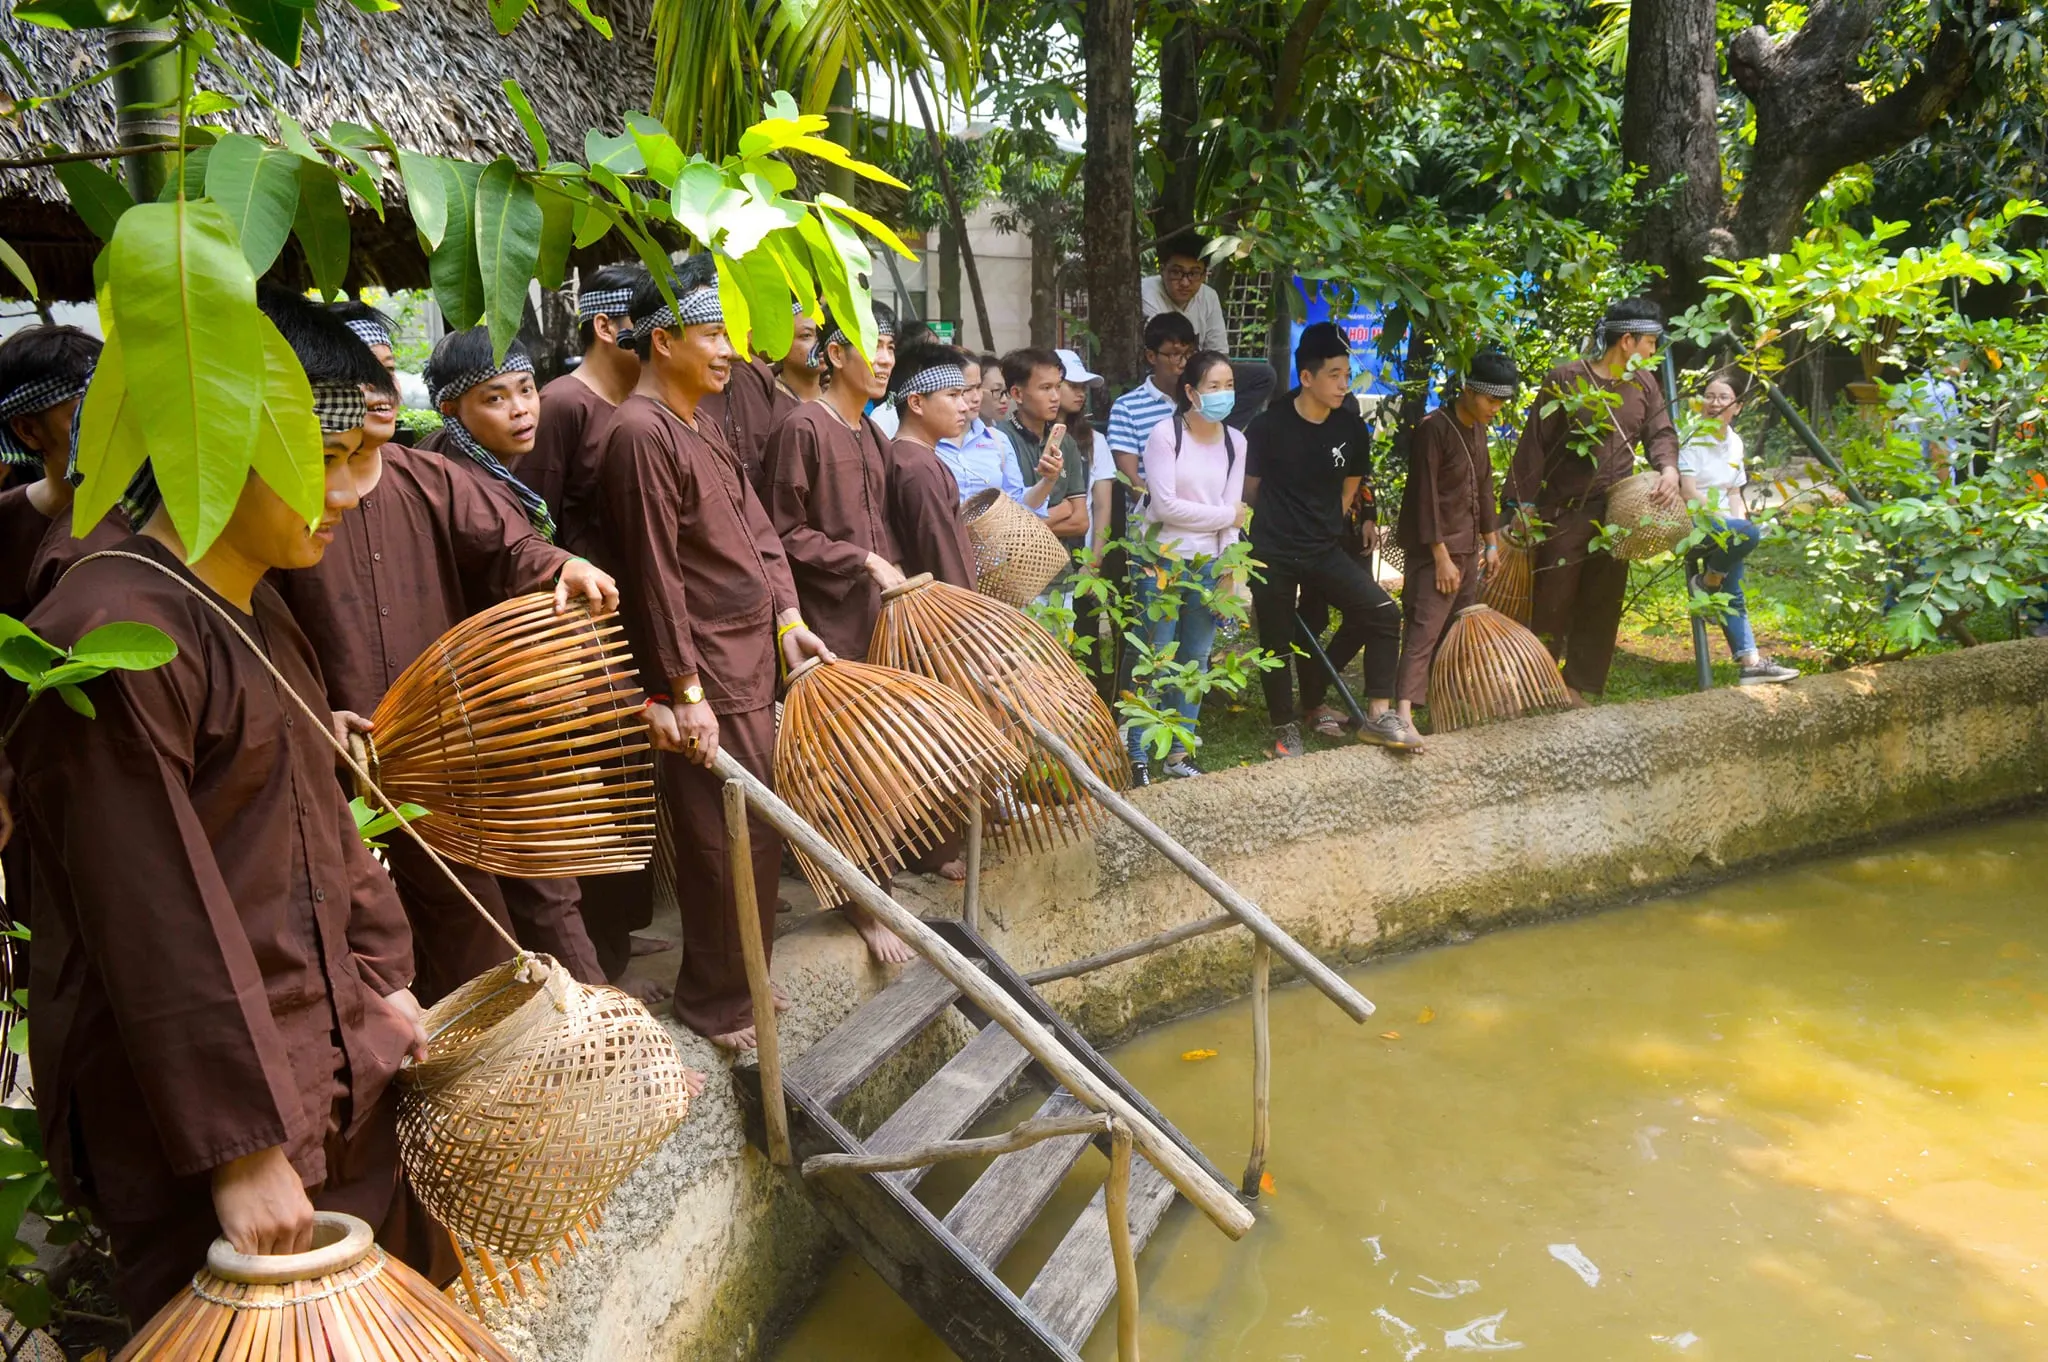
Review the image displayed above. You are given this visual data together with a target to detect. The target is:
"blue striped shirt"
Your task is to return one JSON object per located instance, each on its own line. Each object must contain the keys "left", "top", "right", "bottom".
{"left": 1108, "top": 379, "right": 1176, "bottom": 456}
{"left": 937, "top": 418, "right": 1026, "bottom": 503}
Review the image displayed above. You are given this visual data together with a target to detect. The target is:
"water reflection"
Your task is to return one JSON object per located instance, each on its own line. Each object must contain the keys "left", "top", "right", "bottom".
{"left": 772, "top": 814, "right": 2048, "bottom": 1360}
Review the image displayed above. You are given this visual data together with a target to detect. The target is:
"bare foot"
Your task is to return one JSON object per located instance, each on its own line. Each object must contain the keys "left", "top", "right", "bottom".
{"left": 618, "top": 976, "right": 673, "bottom": 1006}
{"left": 772, "top": 980, "right": 793, "bottom": 1013}
{"left": 682, "top": 1067, "right": 709, "bottom": 1099}
{"left": 934, "top": 858, "right": 967, "bottom": 882}
{"left": 843, "top": 901, "right": 916, "bottom": 965}
{"left": 1563, "top": 686, "right": 1591, "bottom": 710}
{"left": 629, "top": 933, "right": 675, "bottom": 957}
{"left": 709, "top": 1025, "right": 758, "bottom": 1052}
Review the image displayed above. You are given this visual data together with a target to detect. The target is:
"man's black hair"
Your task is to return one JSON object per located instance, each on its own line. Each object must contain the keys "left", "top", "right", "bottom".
{"left": 1156, "top": 228, "right": 1210, "bottom": 267}
{"left": 625, "top": 256, "right": 719, "bottom": 361}
{"left": 1294, "top": 321, "right": 1350, "bottom": 381}
{"left": 892, "top": 339, "right": 970, "bottom": 409}
{"left": 1603, "top": 296, "right": 1665, "bottom": 327}
{"left": 1468, "top": 349, "right": 1520, "bottom": 391}
{"left": 258, "top": 284, "right": 392, "bottom": 397}
{"left": 578, "top": 261, "right": 649, "bottom": 350}
{"left": 424, "top": 326, "right": 532, "bottom": 401}
{"left": 324, "top": 297, "right": 395, "bottom": 336}
{"left": 0, "top": 324, "right": 102, "bottom": 398}
{"left": 976, "top": 351, "right": 1001, "bottom": 375}
{"left": 1143, "top": 311, "right": 1198, "bottom": 353}
{"left": 1000, "top": 346, "right": 1062, "bottom": 392}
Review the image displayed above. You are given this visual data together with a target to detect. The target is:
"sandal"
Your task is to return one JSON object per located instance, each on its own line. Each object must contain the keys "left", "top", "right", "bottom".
{"left": 1306, "top": 708, "right": 1348, "bottom": 739}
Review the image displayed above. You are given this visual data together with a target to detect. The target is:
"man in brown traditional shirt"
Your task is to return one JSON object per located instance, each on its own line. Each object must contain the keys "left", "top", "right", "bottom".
{"left": 1505, "top": 298, "right": 1682, "bottom": 702}
{"left": 5, "top": 291, "right": 432, "bottom": 1322}
{"left": 1394, "top": 352, "right": 1516, "bottom": 722}
{"left": 700, "top": 303, "right": 805, "bottom": 493}
{"left": 600, "top": 261, "right": 841, "bottom": 1045}
{"left": 531, "top": 264, "right": 646, "bottom": 563}
{"left": 277, "top": 343, "right": 616, "bottom": 1000}
{"left": 760, "top": 301, "right": 908, "bottom": 664}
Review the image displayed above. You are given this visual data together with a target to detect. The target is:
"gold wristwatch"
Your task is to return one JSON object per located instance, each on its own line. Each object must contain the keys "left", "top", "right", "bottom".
{"left": 679, "top": 683, "right": 706, "bottom": 705}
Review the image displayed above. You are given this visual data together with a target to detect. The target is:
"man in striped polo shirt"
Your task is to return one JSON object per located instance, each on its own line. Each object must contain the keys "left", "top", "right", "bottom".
{"left": 1107, "top": 312, "right": 1197, "bottom": 497}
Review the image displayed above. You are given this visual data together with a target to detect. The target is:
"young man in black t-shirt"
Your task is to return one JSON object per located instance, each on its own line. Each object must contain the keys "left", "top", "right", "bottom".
{"left": 1244, "top": 323, "right": 1420, "bottom": 756}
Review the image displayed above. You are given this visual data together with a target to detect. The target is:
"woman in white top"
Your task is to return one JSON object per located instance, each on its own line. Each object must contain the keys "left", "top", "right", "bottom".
{"left": 1681, "top": 375, "right": 1797, "bottom": 684}
{"left": 1130, "top": 350, "right": 1249, "bottom": 778}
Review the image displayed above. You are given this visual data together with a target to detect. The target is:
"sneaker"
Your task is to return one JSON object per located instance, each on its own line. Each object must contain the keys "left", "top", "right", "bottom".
{"left": 1358, "top": 711, "right": 1426, "bottom": 752}
{"left": 1129, "top": 759, "right": 1151, "bottom": 788}
{"left": 1162, "top": 750, "right": 1202, "bottom": 779}
{"left": 1738, "top": 657, "right": 1800, "bottom": 685}
{"left": 1270, "top": 723, "right": 1304, "bottom": 759}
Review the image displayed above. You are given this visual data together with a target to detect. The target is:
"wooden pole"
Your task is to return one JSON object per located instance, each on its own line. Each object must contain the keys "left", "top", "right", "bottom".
{"left": 725, "top": 780, "right": 791, "bottom": 1167}
{"left": 963, "top": 788, "right": 983, "bottom": 932}
{"left": 1107, "top": 1119, "right": 1142, "bottom": 1362}
{"left": 1240, "top": 940, "right": 1271, "bottom": 1196}
{"left": 997, "top": 700, "right": 1375, "bottom": 1022}
{"left": 710, "top": 750, "right": 1255, "bottom": 1240}
{"left": 1025, "top": 912, "right": 1237, "bottom": 985}
{"left": 804, "top": 1114, "right": 1110, "bottom": 1178}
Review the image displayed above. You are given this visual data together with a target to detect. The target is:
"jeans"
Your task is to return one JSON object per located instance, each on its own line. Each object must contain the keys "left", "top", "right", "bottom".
{"left": 1692, "top": 515, "right": 1761, "bottom": 658}
{"left": 1127, "top": 560, "right": 1220, "bottom": 760}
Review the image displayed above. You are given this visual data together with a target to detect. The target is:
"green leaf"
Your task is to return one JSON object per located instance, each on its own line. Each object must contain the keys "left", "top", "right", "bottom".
{"left": 53, "top": 684, "right": 94, "bottom": 718}
{"left": 205, "top": 134, "right": 302, "bottom": 275}
{"left": 186, "top": 89, "right": 240, "bottom": 117}
{"left": 669, "top": 161, "right": 733, "bottom": 244}
{"left": 397, "top": 150, "right": 450, "bottom": 250}
{"left": 68, "top": 328, "right": 148, "bottom": 538}
{"left": 0, "top": 636, "right": 60, "bottom": 687}
{"left": 584, "top": 129, "right": 644, "bottom": 175}
{"left": 246, "top": 313, "right": 324, "bottom": 526}
{"left": 430, "top": 159, "right": 486, "bottom": 329}
{"left": 487, "top": 0, "right": 534, "bottom": 33}
{"left": 816, "top": 192, "right": 916, "bottom": 260}
{"left": 350, "top": 796, "right": 430, "bottom": 846}
{"left": 292, "top": 161, "right": 350, "bottom": 298}
{"left": 50, "top": 156, "right": 133, "bottom": 242}
{"left": 474, "top": 159, "right": 542, "bottom": 361}
{"left": 0, "top": 239, "right": 35, "bottom": 299}
{"left": 65, "top": 621, "right": 178, "bottom": 672}
{"left": 730, "top": 245, "right": 793, "bottom": 359}
{"left": 714, "top": 253, "right": 751, "bottom": 364}
{"left": 626, "top": 113, "right": 684, "bottom": 184}
{"left": 159, "top": 145, "right": 211, "bottom": 203}
{"left": 313, "top": 123, "right": 385, "bottom": 217}
{"left": 13, "top": 0, "right": 122, "bottom": 27}
{"left": 226, "top": 0, "right": 304, "bottom": 63}
{"left": 559, "top": 0, "right": 611, "bottom": 35}
{"left": 501, "top": 78, "right": 551, "bottom": 168}
{"left": 533, "top": 176, "right": 576, "bottom": 291}
{"left": 107, "top": 199, "right": 263, "bottom": 560}
{"left": 343, "top": 0, "right": 400, "bottom": 11}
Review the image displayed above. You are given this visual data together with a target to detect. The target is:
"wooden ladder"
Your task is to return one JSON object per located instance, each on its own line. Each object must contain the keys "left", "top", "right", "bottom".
{"left": 736, "top": 919, "right": 1233, "bottom": 1362}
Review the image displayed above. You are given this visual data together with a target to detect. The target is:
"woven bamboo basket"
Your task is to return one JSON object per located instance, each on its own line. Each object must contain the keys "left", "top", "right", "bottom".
{"left": 1427, "top": 605, "right": 1572, "bottom": 732}
{"left": 962, "top": 489, "right": 1071, "bottom": 607}
{"left": 869, "top": 574, "right": 1128, "bottom": 853}
{"left": 1478, "top": 536, "right": 1534, "bottom": 623}
{"left": 1604, "top": 470, "right": 1692, "bottom": 561}
{"left": 357, "top": 594, "right": 655, "bottom": 878}
{"left": 396, "top": 955, "right": 692, "bottom": 1259}
{"left": 117, "top": 1212, "right": 514, "bottom": 1361}
{"left": 774, "top": 655, "right": 1026, "bottom": 904}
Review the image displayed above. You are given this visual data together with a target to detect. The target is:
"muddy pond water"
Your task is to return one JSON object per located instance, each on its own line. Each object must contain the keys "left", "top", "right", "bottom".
{"left": 771, "top": 812, "right": 2048, "bottom": 1360}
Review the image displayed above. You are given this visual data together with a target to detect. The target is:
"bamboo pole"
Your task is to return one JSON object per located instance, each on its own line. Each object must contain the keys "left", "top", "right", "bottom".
{"left": 995, "top": 699, "right": 1375, "bottom": 1023}
{"left": 1108, "top": 1119, "right": 1142, "bottom": 1362}
{"left": 963, "top": 788, "right": 983, "bottom": 932}
{"left": 1240, "top": 941, "right": 1271, "bottom": 1196}
{"left": 1024, "top": 912, "right": 1238, "bottom": 985}
{"left": 725, "top": 780, "right": 791, "bottom": 1168}
{"left": 803, "top": 1114, "right": 1110, "bottom": 1178}
{"left": 711, "top": 750, "right": 1256, "bottom": 1240}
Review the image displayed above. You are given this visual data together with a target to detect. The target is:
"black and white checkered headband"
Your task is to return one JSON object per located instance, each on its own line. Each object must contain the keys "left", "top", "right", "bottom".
{"left": 310, "top": 380, "right": 369, "bottom": 433}
{"left": 633, "top": 286, "right": 723, "bottom": 343}
{"left": 343, "top": 318, "right": 392, "bottom": 351}
{"left": 577, "top": 287, "right": 635, "bottom": 320}
{"left": 1464, "top": 379, "right": 1517, "bottom": 398}
{"left": 813, "top": 310, "right": 895, "bottom": 368}
{"left": 431, "top": 352, "right": 534, "bottom": 407}
{"left": 0, "top": 372, "right": 92, "bottom": 465}
{"left": 897, "top": 364, "right": 968, "bottom": 398}
{"left": 1596, "top": 317, "right": 1664, "bottom": 349}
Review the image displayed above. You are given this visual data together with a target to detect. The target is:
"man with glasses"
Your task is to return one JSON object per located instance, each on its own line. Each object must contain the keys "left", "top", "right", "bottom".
{"left": 1142, "top": 229, "right": 1230, "bottom": 355}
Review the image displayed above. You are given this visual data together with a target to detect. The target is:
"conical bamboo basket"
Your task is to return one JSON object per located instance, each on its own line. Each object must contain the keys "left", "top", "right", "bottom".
{"left": 1427, "top": 605, "right": 1572, "bottom": 731}
{"left": 117, "top": 1212, "right": 514, "bottom": 1361}
{"left": 359, "top": 594, "right": 655, "bottom": 878}
{"left": 1605, "top": 470, "right": 1691, "bottom": 561}
{"left": 1478, "top": 536, "right": 1533, "bottom": 623}
{"left": 397, "top": 955, "right": 692, "bottom": 1259}
{"left": 869, "top": 574, "right": 1127, "bottom": 853}
{"left": 961, "top": 489, "right": 1071, "bottom": 607}
{"left": 774, "top": 655, "right": 1026, "bottom": 904}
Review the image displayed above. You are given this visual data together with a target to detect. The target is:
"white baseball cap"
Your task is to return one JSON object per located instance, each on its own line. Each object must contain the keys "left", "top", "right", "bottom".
{"left": 1055, "top": 348, "right": 1104, "bottom": 386}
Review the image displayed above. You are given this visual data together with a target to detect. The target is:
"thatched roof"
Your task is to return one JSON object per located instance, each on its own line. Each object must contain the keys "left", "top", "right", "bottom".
{"left": 0, "top": 0, "right": 656, "bottom": 300}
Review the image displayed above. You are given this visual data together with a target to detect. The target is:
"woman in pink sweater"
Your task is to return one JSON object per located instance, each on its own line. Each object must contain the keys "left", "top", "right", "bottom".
{"left": 1131, "top": 350, "right": 1249, "bottom": 780}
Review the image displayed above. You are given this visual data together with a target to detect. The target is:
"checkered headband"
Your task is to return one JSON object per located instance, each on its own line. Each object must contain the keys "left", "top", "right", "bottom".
{"left": 812, "top": 307, "right": 895, "bottom": 368}
{"left": 431, "top": 351, "right": 535, "bottom": 407}
{"left": 344, "top": 317, "right": 392, "bottom": 350}
{"left": 311, "top": 381, "right": 369, "bottom": 433}
{"left": 1464, "top": 379, "right": 1517, "bottom": 398}
{"left": 0, "top": 372, "right": 92, "bottom": 465}
{"left": 897, "top": 364, "right": 968, "bottom": 398}
{"left": 1596, "top": 317, "right": 1664, "bottom": 349}
{"left": 578, "top": 286, "right": 636, "bottom": 320}
{"left": 108, "top": 382, "right": 368, "bottom": 529}
{"left": 633, "top": 285, "right": 724, "bottom": 342}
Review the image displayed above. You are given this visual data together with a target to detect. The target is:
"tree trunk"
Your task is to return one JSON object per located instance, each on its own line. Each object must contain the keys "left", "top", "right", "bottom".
{"left": 1620, "top": 0, "right": 1728, "bottom": 313}
{"left": 1029, "top": 224, "right": 1060, "bottom": 347}
{"left": 1266, "top": 266, "right": 1293, "bottom": 387}
{"left": 1153, "top": 6, "right": 1203, "bottom": 243}
{"left": 1083, "top": 0, "right": 1141, "bottom": 387}
{"left": 909, "top": 72, "right": 997, "bottom": 350}
{"left": 937, "top": 222, "right": 962, "bottom": 327}
{"left": 826, "top": 65, "right": 858, "bottom": 204}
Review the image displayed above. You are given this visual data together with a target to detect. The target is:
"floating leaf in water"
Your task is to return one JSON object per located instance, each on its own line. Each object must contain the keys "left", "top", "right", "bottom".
{"left": 1180, "top": 1048, "right": 1218, "bottom": 1062}
{"left": 1260, "top": 1171, "right": 1276, "bottom": 1195}
{"left": 1547, "top": 1242, "right": 1601, "bottom": 1287}
{"left": 1417, "top": 1006, "right": 1436, "bottom": 1024}
{"left": 1381, "top": 1031, "right": 1402, "bottom": 1041}
{"left": 1444, "top": 1310, "right": 1525, "bottom": 1351}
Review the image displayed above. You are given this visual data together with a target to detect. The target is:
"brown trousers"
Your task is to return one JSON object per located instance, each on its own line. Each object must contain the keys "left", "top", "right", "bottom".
{"left": 1396, "top": 548, "right": 1479, "bottom": 705}
{"left": 1530, "top": 501, "right": 1630, "bottom": 695}
{"left": 384, "top": 843, "right": 602, "bottom": 1002}
{"left": 580, "top": 868, "right": 653, "bottom": 982}
{"left": 498, "top": 875, "right": 604, "bottom": 987}
{"left": 659, "top": 708, "right": 782, "bottom": 1038}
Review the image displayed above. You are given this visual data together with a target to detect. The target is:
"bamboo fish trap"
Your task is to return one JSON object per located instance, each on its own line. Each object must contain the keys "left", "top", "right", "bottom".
{"left": 774, "top": 655, "right": 1025, "bottom": 904}
{"left": 1478, "top": 535, "right": 1534, "bottom": 624}
{"left": 1605, "top": 470, "right": 1692, "bottom": 561}
{"left": 117, "top": 1212, "right": 514, "bottom": 1361}
{"left": 869, "top": 574, "right": 1128, "bottom": 853}
{"left": 357, "top": 594, "right": 655, "bottom": 878}
{"left": 962, "top": 489, "right": 1071, "bottom": 607}
{"left": 1427, "top": 605, "right": 1572, "bottom": 732}
{"left": 397, "top": 955, "right": 693, "bottom": 1261}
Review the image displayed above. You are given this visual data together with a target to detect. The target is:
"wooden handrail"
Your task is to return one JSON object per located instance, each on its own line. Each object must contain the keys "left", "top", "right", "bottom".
{"left": 711, "top": 750, "right": 1256, "bottom": 1240}
{"left": 725, "top": 780, "right": 791, "bottom": 1167}
{"left": 994, "top": 697, "right": 1375, "bottom": 1023}
{"left": 802, "top": 1113, "right": 1111, "bottom": 1178}
{"left": 1024, "top": 912, "right": 1238, "bottom": 985}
